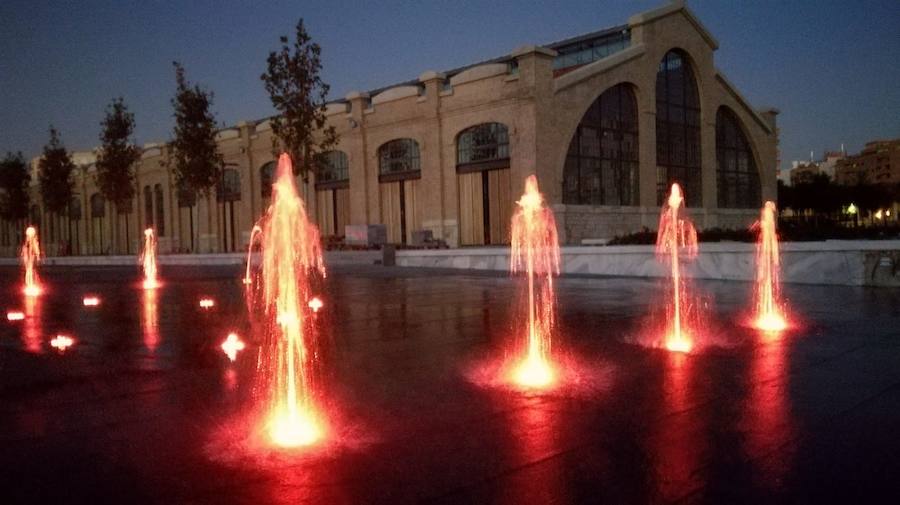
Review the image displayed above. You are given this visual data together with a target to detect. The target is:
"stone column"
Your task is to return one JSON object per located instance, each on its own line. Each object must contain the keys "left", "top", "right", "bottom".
{"left": 418, "top": 70, "right": 446, "bottom": 242}
{"left": 345, "top": 92, "right": 371, "bottom": 224}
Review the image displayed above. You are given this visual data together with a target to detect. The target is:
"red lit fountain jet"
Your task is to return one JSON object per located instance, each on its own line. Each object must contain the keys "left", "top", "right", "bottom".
{"left": 752, "top": 201, "right": 789, "bottom": 332}
{"left": 656, "top": 184, "right": 699, "bottom": 353}
{"left": 21, "top": 226, "right": 42, "bottom": 297}
{"left": 250, "top": 153, "right": 327, "bottom": 448}
{"left": 141, "top": 228, "right": 160, "bottom": 290}
{"left": 509, "top": 175, "right": 561, "bottom": 389}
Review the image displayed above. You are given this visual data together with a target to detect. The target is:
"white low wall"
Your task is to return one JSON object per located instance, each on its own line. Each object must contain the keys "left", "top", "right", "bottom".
{"left": 0, "top": 250, "right": 382, "bottom": 268}
{"left": 395, "top": 241, "right": 900, "bottom": 287}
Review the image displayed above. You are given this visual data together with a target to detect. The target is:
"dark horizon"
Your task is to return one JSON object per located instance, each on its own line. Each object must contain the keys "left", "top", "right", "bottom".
{"left": 1, "top": 0, "right": 898, "bottom": 169}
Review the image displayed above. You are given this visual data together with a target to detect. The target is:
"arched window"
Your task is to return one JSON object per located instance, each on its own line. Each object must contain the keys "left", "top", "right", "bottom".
{"left": 563, "top": 83, "right": 638, "bottom": 205}
{"left": 90, "top": 194, "right": 105, "bottom": 218}
{"left": 716, "top": 107, "right": 760, "bottom": 208}
{"left": 260, "top": 161, "right": 275, "bottom": 198}
{"left": 217, "top": 167, "right": 241, "bottom": 202}
{"left": 316, "top": 150, "right": 349, "bottom": 187}
{"left": 378, "top": 139, "right": 420, "bottom": 181}
{"left": 656, "top": 49, "right": 701, "bottom": 206}
{"left": 457, "top": 123, "right": 509, "bottom": 170}
{"left": 154, "top": 184, "right": 165, "bottom": 236}
{"left": 69, "top": 197, "right": 81, "bottom": 220}
{"left": 143, "top": 185, "right": 153, "bottom": 227}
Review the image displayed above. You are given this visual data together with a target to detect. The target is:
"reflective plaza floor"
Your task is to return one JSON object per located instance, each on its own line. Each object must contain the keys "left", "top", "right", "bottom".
{"left": 1, "top": 264, "right": 899, "bottom": 504}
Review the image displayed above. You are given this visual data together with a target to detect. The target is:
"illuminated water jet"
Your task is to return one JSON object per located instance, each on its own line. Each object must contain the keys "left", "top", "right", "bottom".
{"left": 243, "top": 225, "right": 262, "bottom": 285}
{"left": 21, "top": 226, "right": 42, "bottom": 297}
{"left": 509, "top": 175, "right": 560, "bottom": 389}
{"left": 140, "top": 228, "right": 160, "bottom": 290}
{"left": 250, "top": 153, "right": 327, "bottom": 448}
{"left": 656, "top": 184, "right": 698, "bottom": 353}
{"left": 221, "top": 332, "right": 246, "bottom": 362}
{"left": 752, "top": 201, "right": 788, "bottom": 332}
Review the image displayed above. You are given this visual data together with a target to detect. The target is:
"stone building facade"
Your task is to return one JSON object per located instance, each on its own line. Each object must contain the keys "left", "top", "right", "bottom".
{"left": 835, "top": 138, "right": 900, "bottom": 186}
{"left": 4, "top": 1, "right": 778, "bottom": 256}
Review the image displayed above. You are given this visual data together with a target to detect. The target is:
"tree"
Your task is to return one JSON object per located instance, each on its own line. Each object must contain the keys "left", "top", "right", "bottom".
{"left": 261, "top": 19, "right": 337, "bottom": 182}
{"left": 38, "top": 127, "right": 75, "bottom": 250}
{"left": 96, "top": 97, "right": 141, "bottom": 254}
{"left": 171, "top": 61, "right": 223, "bottom": 252}
{"left": 0, "top": 152, "right": 31, "bottom": 230}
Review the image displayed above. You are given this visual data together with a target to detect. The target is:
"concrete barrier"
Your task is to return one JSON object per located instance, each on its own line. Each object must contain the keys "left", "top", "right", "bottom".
{"left": 395, "top": 240, "right": 900, "bottom": 287}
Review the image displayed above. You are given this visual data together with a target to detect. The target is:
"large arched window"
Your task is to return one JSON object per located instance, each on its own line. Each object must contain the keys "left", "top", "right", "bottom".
{"left": 716, "top": 107, "right": 760, "bottom": 208}
{"left": 217, "top": 167, "right": 241, "bottom": 202}
{"left": 563, "top": 83, "right": 638, "bottom": 205}
{"left": 90, "top": 194, "right": 105, "bottom": 218}
{"left": 154, "top": 184, "right": 165, "bottom": 236}
{"left": 378, "top": 139, "right": 420, "bottom": 181}
{"left": 260, "top": 161, "right": 275, "bottom": 198}
{"left": 316, "top": 150, "right": 349, "bottom": 187}
{"left": 457, "top": 123, "right": 509, "bottom": 170}
{"left": 143, "top": 185, "right": 153, "bottom": 227}
{"left": 656, "top": 49, "right": 701, "bottom": 206}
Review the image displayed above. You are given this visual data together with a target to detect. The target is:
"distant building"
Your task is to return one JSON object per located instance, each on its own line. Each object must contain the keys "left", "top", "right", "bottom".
{"left": 818, "top": 150, "right": 845, "bottom": 180}
{"left": 835, "top": 138, "right": 900, "bottom": 186}
{"left": 790, "top": 161, "right": 821, "bottom": 185}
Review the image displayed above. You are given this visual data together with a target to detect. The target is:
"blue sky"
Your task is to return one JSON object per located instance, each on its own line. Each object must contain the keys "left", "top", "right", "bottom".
{"left": 1, "top": 0, "right": 898, "bottom": 169}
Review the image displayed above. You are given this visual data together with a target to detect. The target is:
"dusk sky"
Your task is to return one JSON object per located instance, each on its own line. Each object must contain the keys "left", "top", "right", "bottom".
{"left": 1, "top": 0, "right": 898, "bottom": 169}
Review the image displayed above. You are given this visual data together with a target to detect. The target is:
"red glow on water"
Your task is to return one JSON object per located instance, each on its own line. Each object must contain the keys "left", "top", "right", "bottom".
{"left": 656, "top": 184, "right": 699, "bottom": 354}
{"left": 82, "top": 296, "right": 101, "bottom": 307}
{"left": 21, "top": 226, "right": 42, "bottom": 297}
{"left": 308, "top": 297, "right": 323, "bottom": 313}
{"left": 6, "top": 311, "right": 25, "bottom": 321}
{"left": 199, "top": 298, "right": 215, "bottom": 309}
{"left": 251, "top": 153, "right": 328, "bottom": 449}
{"left": 22, "top": 294, "right": 41, "bottom": 353}
{"left": 140, "top": 228, "right": 160, "bottom": 290}
{"left": 221, "top": 332, "right": 246, "bottom": 362}
{"left": 509, "top": 175, "right": 560, "bottom": 390}
{"left": 752, "top": 202, "right": 789, "bottom": 332}
{"left": 142, "top": 288, "right": 160, "bottom": 351}
{"left": 50, "top": 334, "right": 74, "bottom": 351}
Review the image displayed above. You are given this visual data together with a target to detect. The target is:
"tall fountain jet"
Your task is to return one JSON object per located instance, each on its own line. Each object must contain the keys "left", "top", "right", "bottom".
{"left": 752, "top": 201, "right": 788, "bottom": 332}
{"left": 509, "top": 175, "right": 561, "bottom": 388}
{"left": 656, "top": 184, "right": 698, "bottom": 353}
{"left": 248, "top": 153, "right": 326, "bottom": 448}
{"left": 21, "top": 226, "right": 42, "bottom": 297}
{"left": 141, "top": 228, "right": 159, "bottom": 290}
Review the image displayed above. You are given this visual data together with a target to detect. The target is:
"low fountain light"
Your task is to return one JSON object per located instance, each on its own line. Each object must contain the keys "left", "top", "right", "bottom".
{"left": 308, "top": 297, "right": 323, "bottom": 313}
{"left": 751, "top": 201, "right": 789, "bottom": 332}
{"left": 268, "top": 409, "right": 323, "bottom": 448}
{"left": 6, "top": 311, "right": 25, "bottom": 322}
{"left": 82, "top": 296, "right": 101, "bottom": 307}
{"left": 199, "top": 298, "right": 215, "bottom": 309}
{"left": 50, "top": 334, "right": 74, "bottom": 351}
{"left": 221, "top": 332, "right": 246, "bottom": 362}
{"left": 511, "top": 354, "right": 556, "bottom": 389}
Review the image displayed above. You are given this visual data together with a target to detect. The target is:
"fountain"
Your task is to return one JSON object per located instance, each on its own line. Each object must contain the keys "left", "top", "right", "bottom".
{"left": 752, "top": 201, "right": 788, "bottom": 332}
{"left": 656, "top": 184, "right": 699, "bottom": 353}
{"left": 243, "top": 225, "right": 262, "bottom": 285}
{"left": 140, "top": 228, "right": 159, "bottom": 290}
{"left": 247, "top": 153, "right": 327, "bottom": 448}
{"left": 508, "top": 175, "right": 560, "bottom": 388}
{"left": 21, "top": 226, "right": 42, "bottom": 297}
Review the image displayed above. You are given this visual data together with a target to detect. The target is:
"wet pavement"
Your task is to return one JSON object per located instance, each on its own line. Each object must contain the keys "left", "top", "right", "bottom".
{"left": 1, "top": 264, "right": 899, "bottom": 504}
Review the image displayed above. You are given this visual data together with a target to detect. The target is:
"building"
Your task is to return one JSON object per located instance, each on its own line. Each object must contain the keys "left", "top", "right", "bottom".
{"left": 835, "top": 138, "right": 900, "bottom": 186}
{"left": 5, "top": 0, "right": 778, "bottom": 257}
{"left": 789, "top": 161, "right": 821, "bottom": 186}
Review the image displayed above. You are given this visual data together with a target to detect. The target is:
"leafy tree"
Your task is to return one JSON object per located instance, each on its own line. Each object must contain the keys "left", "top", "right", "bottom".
{"left": 261, "top": 19, "right": 337, "bottom": 181}
{"left": 170, "top": 61, "right": 223, "bottom": 252}
{"left": 37, "top": 126, "right": 75, "bottom": 248}
{"left": 0, "top": 152, "right": 31, "bottom": 230}
{"left": 96, "top": 97, "right": 141, "bottom": 254}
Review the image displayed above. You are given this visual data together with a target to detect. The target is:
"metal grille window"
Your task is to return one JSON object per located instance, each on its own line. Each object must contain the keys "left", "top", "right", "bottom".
{"left": 317, "top": 150, "right": 349, "bottom": 183}
{"left": 457, "top": 123, "right": 510, "bottom": 170}
{"left": 656, "top": 50, "right": 702, "bottom": 206}
{"left": 378, "top": 139, "right": 421, "bottom": 181}
{"left": 154, "top": 184, "right": 165, "bottom": 236}
{"left": 716, "top": 107, "right": 760, "bottom": 208}
{"left": 563, "top": 83, "right": 639, "bottom": 206}
{"left": 90, "top": 194, "right": 105, "bottom": 218}
{"left": 260, "top": 161, "right": 275, "bottom": 199}
{"left": 216, "top": 168, "right": 241, "bottom": 202}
